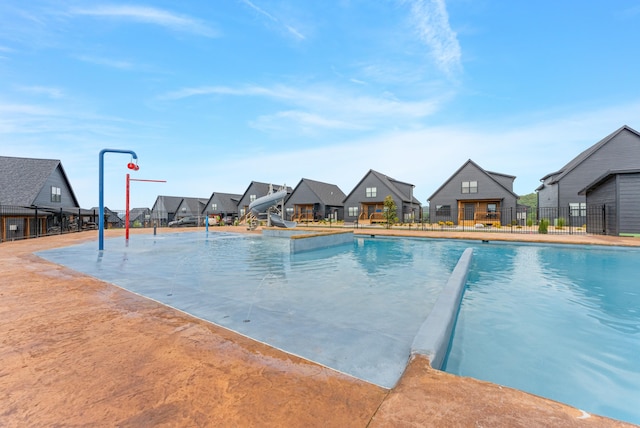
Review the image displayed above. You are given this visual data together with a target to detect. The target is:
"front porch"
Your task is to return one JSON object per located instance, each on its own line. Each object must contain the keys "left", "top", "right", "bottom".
{"left": 358, "top": 203, "right": 386, "bottom": 224}
{"left": 458, "top": 200, "right": 502, "bottom": 227}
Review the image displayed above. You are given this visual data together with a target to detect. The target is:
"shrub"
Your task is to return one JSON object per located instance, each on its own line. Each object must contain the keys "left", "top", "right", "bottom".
{"left": 556, "top": 217, "right": 565, "bottom": 229}
{"left": 526, "top": 218, "right": 533, "bottom": 227}
{"left": 538, "top": 218, "right": 549, "bottom": 234}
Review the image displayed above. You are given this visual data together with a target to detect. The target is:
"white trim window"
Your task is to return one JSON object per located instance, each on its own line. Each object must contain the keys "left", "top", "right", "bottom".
{"left": 461, "top": 181, "right": 478, "bottom": 194}
{"left": 366, "top": 187, "right": 377, "bottom": 198}
{"left": 249, "top": 194, "right": 257, "bottom": 202}
{"left": 348, "top": 206, "right": 359, "bottom": 217}
{"left": 51, "top": 186, "right": 61, "bottom": 202}
{"left": 569, "top": 202, "right": 586, "bottom": 217}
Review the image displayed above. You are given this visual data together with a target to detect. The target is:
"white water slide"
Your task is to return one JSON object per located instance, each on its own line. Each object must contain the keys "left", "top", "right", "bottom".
{"left": 248, "top": 189, "right": 297, "bottom": 228}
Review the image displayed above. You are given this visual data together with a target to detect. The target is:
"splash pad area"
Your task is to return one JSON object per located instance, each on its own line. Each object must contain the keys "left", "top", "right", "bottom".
{"left": 37, "top": 231, "right": 470, "bottom": 388}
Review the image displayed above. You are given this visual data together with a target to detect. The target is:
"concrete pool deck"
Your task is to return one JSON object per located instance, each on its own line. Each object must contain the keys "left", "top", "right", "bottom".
{"left": 1, "top": 227, "right": 638, "bottom": 427}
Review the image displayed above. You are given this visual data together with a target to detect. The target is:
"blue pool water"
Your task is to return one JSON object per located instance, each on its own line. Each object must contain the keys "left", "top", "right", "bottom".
{"left": 37, "top": 232, "right": 467, "bottom": 388}
{"left": 444, "top": 243, "right": 640, "bottom": 425}
{"left": 37, "top": 233, "right": 640, "bottom": 424}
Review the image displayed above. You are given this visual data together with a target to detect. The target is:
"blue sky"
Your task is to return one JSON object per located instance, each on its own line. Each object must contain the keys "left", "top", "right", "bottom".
{"left": 1, "top": 0, "right": 639, "bottom": 209}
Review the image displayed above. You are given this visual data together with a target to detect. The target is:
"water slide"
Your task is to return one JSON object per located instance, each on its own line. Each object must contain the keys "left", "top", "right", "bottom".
{"left": 248, "top": 189, "right": 297, "bottom": 228}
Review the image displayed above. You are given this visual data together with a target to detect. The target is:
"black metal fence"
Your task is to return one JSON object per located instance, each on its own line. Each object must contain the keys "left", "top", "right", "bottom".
{"left": 0, "top": 205, "right": 101, "bottom": 243}
{"left": 353, "top": 205, "right": 611, "bottom": 235}
{"left": 1, "top": 203, "right": 613, "bottom": 243}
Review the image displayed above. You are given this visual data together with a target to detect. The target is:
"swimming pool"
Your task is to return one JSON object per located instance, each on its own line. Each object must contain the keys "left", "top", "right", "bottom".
{"left": 37, "top": 232, "right": 468, "bottom": 388}
{"left": 37, "top": 232, "right": 640, "bottom": 424}
{"left": 444, "top": 242, "right": 640, "bottom": 425}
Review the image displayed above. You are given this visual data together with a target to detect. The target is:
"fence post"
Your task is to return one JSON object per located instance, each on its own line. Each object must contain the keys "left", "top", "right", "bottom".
{"left": 34, "top": 206, "right": 38, "bottom": 238}
{"left": 509, "top": 207, "right": 513, "bottom": 233}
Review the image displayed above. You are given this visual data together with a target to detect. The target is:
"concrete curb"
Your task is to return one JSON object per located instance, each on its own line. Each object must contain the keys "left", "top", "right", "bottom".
{"left": 410, "top": 247, "right": 474, "bottom": 370}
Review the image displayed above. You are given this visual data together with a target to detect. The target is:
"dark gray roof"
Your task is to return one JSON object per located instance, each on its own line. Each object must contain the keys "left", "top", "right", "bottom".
{"left": 427, "top": 159, "right": 518, "bottom": 201}
{"left": 178, "top": 197, "right": 208, "bottom": 214}
{"left": 578, "top": 169, "right": 640, "bottom": 195}
{"left": 238, "top": 181, "right": 292, "bottom": 204}
{"left": 205, "top": 192, "right": 242, "bottom": 213}
{"left": 546, "top": 125, "right": 640, "bottom": 184}
{"left": 343, "top": 169, "right": 419, "bottom": 203}
{"left": 293, "top": 178, "right": 346, "bottom": 205}
{"left": 151, "top": 195, "right": 184, "bottom": 213}
{"left": 0, "top": 156, "right": 79, "bottom": 207}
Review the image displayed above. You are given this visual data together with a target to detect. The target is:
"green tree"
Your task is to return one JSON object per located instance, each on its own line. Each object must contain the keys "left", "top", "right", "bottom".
{"left": 518, "top": 192, "right": 537, "bottom": 210}
{"left": 383, "top": 195, "right": 398, "bottom": 228}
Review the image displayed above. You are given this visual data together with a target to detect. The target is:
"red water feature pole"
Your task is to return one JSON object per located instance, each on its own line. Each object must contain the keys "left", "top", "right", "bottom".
{"left": 126, "top": 174, "right": 167, "bottom": 241}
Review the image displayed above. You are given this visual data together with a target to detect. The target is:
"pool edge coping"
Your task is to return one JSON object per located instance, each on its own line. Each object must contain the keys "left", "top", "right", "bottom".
{"left": 410, "top": 247, "right": 473, "bottom": 370}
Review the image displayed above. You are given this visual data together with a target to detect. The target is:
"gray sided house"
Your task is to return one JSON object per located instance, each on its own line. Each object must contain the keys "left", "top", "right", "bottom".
{"left": 91, "top": 206, "right": 123, "bottom": 228}
{"left": 284, "top": 178, "right": 346, "bottom": 222}
{"left": 537, "top": 125, "right": 640, "bottom": 224}
{"left": 428, "top": 159, "right": 518, "bottom": 226}
{"left": 203, "top": 192, "right": 242, "bottom": 221}
{"left": 175, "top": 197, "right": 208, "bottom": 223}
{"left": 579, "top": 169, "right": 640, "bottom": 236}
{"left": 343, "top": 169, "right": 421, "bottom": 224}
{"left": 128, "top": 207, "right": 152, "bottom": 227}
{"left": 150, "top": 195, "right": 183, "bottom": 226}
{"left": 236, "top": 181, "right": 292, "bottom": 220}
{"left": 0, "top": 156, "right": 81, "bottom": 241}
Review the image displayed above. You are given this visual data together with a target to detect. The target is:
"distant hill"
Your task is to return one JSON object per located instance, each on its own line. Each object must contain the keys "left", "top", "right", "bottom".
{"left": 518, "top": 192, "right": 537, "bottom": 209}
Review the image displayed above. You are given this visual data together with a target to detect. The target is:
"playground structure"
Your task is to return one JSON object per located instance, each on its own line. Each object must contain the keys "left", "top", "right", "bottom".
{"left": 246, "top": 186, "right": 296, "bottom": 230}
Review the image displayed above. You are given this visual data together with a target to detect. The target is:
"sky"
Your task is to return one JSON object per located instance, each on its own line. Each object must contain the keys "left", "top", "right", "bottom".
{"left": 1, "top": 0, "right": 640, "bottom": 210}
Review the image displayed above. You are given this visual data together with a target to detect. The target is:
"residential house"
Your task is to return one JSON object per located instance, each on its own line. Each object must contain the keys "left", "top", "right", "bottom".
{"left": 202, "top": 192, "right": 242, "bottom": 223}
{"left": 343, "top": 170, "right": 421, "bottom": 225}
{"left": 128, "top": 207, "right": 152, "bottom": 227}
{"left": 89, "top": 206, "right": 123, "bottom": 228}
{"left": 428, "top": 159, "right": 518, "bottom": 226}
{"left": 0, "top": 156, "right": 82, "bottom": 241}
{"left": 537, "top": 125, "right": 640, "bottom": 225}
{"left": 150, "top": 195, "right": 183, "bottom": 226}
{"left": 284, "top": 178, "right": 346, "bottom": 222}
{"left": 236, "top": 182, "right": 292, "bottom": 221}
{"left": 579, "top": 169, "right": 640, "bottom": 236}
{"left": 174, "top": 197, "right": 208, "bottom": 224}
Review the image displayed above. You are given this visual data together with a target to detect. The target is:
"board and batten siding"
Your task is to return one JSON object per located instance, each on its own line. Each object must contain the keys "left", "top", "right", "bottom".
{"left": 429, "top": 161, "right": 517, "bottom": 224}
{"left": 618, "top": 174, "right": 640, "bottom": 234}
{"left": 343, "top": 174, "right": 399, "bottom": 222}
{"left": 32, "top": 166, "right": 77, "bottom": 208}
{"left": 584, "top": 176, "right": 617, "bottom": 235}
{"left": 558, "top": 129, "right": 640, "bottom": 208}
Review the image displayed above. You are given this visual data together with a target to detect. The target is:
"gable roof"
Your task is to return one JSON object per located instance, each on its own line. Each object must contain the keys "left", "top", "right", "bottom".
{"left": 237, "top": 181, "right": 292, "bottom": 205}
{"left": 343, "top": 169, "right": 419, "bottom": 203}
{"left": 578, "top": 168, "right": 640, "bottom": 195}
{"left": 291, "top": 178, "right": 346, "bottom": 205}
{"left": 204, "top": 192, "right": 242, "bottom": 213}
{"left": 428, "top": 159, "right": 518, "bottom": 201}
{"left": 151, "top": 195, "right": 184, "bottom": 213}
{"left": 545, "top": 125, "right": 640, "bottom": 185}
{"left": 176, "top": 197, "right": 208, "bottom": 214}
{"left": 0, "top": 156, "right": 80, "bottom": 207}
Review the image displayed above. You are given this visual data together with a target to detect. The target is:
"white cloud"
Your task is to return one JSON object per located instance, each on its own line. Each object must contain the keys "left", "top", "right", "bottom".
{"left": 70, "top": 5, "right": 218, "bottom": 37}
{"left": 75, "top": 55, "right": 134, "bottom": 70}
{"left": 404, "top": 0, "right": 462, "bottom": 77}
{"left": 240, "top": 0, "right": 305, "bottom": 40}
{"left": 15, "top": 85, "right": 64, "bottom": 99}
{"left": 159, "top": 83, "right": 447, "bottom": 133}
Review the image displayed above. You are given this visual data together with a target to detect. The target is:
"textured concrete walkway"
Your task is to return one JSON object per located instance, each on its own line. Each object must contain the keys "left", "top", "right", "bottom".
{"left": 1, "top": 227, "right": 637, "bottom": 427}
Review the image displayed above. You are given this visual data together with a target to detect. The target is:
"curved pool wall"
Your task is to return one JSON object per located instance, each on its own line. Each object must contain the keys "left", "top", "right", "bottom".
{"left": 411, "top": 247, "right": 473, "bottom": 370}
